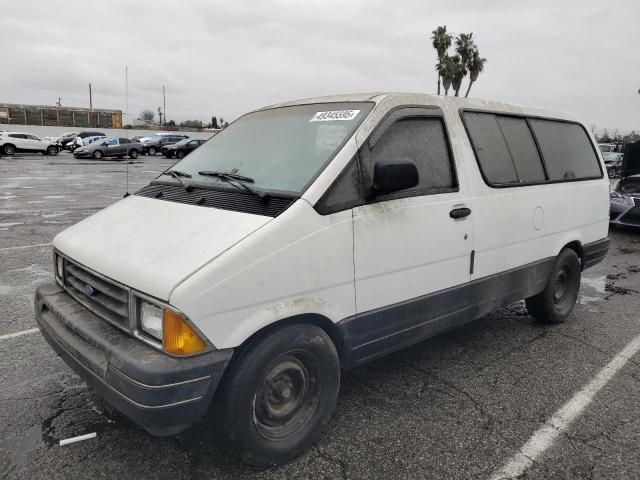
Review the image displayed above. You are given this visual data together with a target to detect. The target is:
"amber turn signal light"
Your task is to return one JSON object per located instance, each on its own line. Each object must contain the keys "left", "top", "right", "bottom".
{"left": 162, "top": 308, "right": 206, "bottom": 355}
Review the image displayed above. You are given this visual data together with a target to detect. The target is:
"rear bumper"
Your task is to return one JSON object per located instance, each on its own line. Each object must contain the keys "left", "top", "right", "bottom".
{"left": 34, "top": 282, "right": 233, "bottom": 436}
{"left": 583, "top": 238, "right": 609, "bottom": 270}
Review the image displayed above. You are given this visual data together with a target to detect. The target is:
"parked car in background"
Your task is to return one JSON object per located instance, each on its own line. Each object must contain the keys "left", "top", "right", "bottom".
{"left": 59, "top": 131, "right": 79, "bottom": 150}
{"left": 610, "top": 140, "right": 640, "bottom": 227}
{"left": 70, "top": 134, "right": 106, "bottom": 151}
{"left": 142, "top": 133, "right": 189, "bottom": 155}
{"left": 0, "top": 131, "right": 59, "bottom": 155}
{"left": 161, "top": 138, "right": 206, "bottom": 158}
{"left": 65, "top": 131, "right": 106, "bottom": 151}
{"left": 73, "top": 137, "right": 141, "bottom": 160}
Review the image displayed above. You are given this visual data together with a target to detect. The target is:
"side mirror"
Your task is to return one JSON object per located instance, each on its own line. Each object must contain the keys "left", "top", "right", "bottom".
{"left": 372, "top": 159, "right": 419, "bottom": 194}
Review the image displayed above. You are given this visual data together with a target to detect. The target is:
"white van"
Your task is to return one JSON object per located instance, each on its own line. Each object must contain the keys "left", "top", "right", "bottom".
{"left": 35, "top": 93, "right": 609, "bottom": 466}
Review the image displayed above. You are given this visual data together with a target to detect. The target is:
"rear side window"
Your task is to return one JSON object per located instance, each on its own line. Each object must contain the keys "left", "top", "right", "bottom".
{"left": 367, "top": 117, "right": 455, "bottom": 192}
{"left": 464, "top": 112, "right": 601, "bottom": 186}
{"left": 529, "top": 119, "right": 601, "bottom": 180}
{"left": 497, "top": 116, "right": 546, "bottom": 182}
{"left": 463, "top": 112, "right": 517, "bottom": 183}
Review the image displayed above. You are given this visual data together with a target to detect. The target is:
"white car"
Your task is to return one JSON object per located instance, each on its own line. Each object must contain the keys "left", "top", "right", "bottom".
{"left": 36, "top": 93, "right": 609, "bottom": 466}
{"left": 71, "top": 135, "right": 106, "bottom": 149}
{"left": 0, "top": 131, "right": 59, "bottom": 156}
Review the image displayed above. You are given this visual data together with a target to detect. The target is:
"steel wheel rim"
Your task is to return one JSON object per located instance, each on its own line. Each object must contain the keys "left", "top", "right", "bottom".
{"left": 253, "top": 352, "right": 320, "bottom": 440}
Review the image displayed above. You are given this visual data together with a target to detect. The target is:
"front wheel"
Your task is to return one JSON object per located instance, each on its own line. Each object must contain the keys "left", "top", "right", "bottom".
{"left": 526, "top": 248, "right": 581, "bottom": 324}
{"left": 46, "top": 145, "right": 58, "bottom": 156}
{"left": 3, "top": 144, "right": 16, "bottom": 155}
{"left": 176, "top": 150, "right": 185, "bottom": 159}
{"left": 215, "top": 324, "right": 340, "bottom": 467}
{"left": 148, "top": 146, "right": 156, "bottom": 155}
{"left": 129, "top": 149, "right": 138, "bottom": 159}
{"left": 93, "top": 150, "right": 104, "bottom": 160}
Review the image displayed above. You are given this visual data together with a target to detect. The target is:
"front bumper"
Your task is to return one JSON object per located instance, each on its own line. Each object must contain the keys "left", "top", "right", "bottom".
{"left": 34, "top": 282, "right": 233, "bottom": 436}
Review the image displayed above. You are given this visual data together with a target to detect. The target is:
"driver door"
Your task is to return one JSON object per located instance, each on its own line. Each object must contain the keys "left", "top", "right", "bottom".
{"left": 351, "top": 108, "right": 473, "bottom": 362}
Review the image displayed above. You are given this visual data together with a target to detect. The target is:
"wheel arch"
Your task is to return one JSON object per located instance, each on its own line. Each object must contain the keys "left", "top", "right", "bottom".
{"left": 561, "top": 240, "right": 585, "bottom": 270}
{"left": 229, "top": 313, "right": 348, "bottom": 370}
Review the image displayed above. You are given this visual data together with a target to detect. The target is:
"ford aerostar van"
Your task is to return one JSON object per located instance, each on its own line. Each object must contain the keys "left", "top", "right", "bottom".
{"left": 35, "top": 93, "right": 609, "bottom": 466}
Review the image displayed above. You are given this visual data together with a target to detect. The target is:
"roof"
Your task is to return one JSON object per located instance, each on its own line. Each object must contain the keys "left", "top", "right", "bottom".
{"left": 259, "top": 92, "right": 582, "bottom": 123}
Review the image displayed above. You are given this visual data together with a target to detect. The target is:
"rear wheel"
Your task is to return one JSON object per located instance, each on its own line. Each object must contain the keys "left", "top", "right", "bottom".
{"left": 177, "top": 150, "right": 185, "bottom": 159}
{"left": 216, "top": 324, "right": 340, "bottom": 467}
{"left": 526, "top": 248, "right": 581, "bottom": 324}
{"left": 129, "top": 149, "right": 138, "bottom": 159}
{"left": 93, "top": 150, "right": 104, "bottom": 160}
{"left": 3, "top": 144, "right": 16, "bottom": 155}
{"left": 148, "top": 146, "right": 157, "bottom": 155}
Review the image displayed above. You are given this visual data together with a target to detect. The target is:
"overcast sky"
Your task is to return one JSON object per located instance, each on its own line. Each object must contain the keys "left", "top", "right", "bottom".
{"left": 1, "top": 0, "right": 638, "bottom": 132}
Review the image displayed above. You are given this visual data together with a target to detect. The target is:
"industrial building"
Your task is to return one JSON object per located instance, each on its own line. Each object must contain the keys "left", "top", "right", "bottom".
{"left": 0, "top": 103, "right": 122, "bottom": 128}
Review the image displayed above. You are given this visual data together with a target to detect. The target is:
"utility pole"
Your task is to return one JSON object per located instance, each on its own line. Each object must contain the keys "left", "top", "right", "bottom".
{"left": 158, "top": 106, "right": 163, "bottom": 130}
{"left": 125, "top": 66, "right": 129, "bottom": 114}
{"left": 162, "top": 85, "right": 166, "bottom": 129}
{"left": 56, "top": 97, "right": 61, "bottom": 107}
{"left": 89, "top": 83, "right": 93, "bottom": 111}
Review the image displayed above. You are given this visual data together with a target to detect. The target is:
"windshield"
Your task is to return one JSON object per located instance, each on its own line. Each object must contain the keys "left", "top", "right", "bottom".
{"left": 599, "top": 144, "right": 615, "bottom": 153}
{"left": 173, "top": 138, "right": 191, "bottom": 146}
{"left": 164, "top": 102, "right": 373, "bottom": 194}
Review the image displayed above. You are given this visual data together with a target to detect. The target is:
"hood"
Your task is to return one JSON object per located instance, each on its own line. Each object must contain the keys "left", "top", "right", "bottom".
{"left": 53, "top": 195, "right": 271, "bottom": 300}
{"left": 621, "top": 141, "right": 640, "bottom": 178}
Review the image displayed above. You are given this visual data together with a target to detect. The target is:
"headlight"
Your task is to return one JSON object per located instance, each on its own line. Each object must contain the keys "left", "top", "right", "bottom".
{"left": 140, "top": 300, "right": 163, "bottom": 340}
{"left": 55, "top": 253, "right": 64, "bottom": 279}
{"left": 137, "top": 297, "right": 207, "bottom": 356}
{"left": 610, "top": 192, "right": 631, "bottom": 205}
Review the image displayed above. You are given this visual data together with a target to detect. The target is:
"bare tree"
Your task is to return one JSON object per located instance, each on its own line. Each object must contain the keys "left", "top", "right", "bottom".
{"left": 140, "top": 109, "right": 155, "bottom": 122}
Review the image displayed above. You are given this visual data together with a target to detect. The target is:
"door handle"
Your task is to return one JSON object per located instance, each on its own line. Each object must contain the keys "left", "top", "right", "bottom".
{"left": 450, "top": 207, "right": 471, "bottom": 219}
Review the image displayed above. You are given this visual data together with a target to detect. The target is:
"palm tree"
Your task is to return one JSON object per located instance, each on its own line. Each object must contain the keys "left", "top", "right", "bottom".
{"left": 440, "top": 55, "right": 456, "bottom": 96}
{"left": 451, "top": 55, "right": 467, "bottom": 97}
{"left": 455, "top": 33, "right": 475, "bottom": 67}
{"left": 465, "top": 50, "right": 487, "bottom": 98}
{"left": 431, "top": 26, "right": 453, "bottom": 95}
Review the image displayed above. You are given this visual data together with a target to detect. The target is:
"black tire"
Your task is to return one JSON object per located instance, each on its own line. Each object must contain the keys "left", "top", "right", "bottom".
{"left": 3, "top": 144, "right": 16, "bottom": 155}
{"left": 526, "top": 248, "right": 581, "bottom": 324}
{"left": 148, "top": 146, "right": 156, "bottom": 155}
{"left": 216, "top": 324, "right": 340, "bottom": 467}
{"left": 46, "top": 145, "right": 58, "bottom": 156}
{"left": 93, "top": 150, "right": 104, "bottom": 160}
{"left": 129, "top": 149, "right": 138, "bottom": 159}
{"left": 177, "top": 150, "right": 185, "bottom": 159}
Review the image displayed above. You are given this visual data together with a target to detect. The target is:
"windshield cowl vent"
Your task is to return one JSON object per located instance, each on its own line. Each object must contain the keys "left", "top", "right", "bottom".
{"left": 135, "top": 183, "right": 295, "bottom": 217}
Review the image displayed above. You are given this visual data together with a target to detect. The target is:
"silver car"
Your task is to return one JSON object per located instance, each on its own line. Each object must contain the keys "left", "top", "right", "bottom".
{"left": 610, "top": 141, "right": 640, "bottom": 227}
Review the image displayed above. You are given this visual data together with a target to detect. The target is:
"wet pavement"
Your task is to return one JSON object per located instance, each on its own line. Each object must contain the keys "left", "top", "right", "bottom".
{"left": 1, "top": 153, "right": 639, "bottom": 479}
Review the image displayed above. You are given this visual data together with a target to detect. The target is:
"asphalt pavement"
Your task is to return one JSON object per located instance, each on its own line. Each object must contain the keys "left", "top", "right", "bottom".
{"left": 0, "top": 152, "right": 639, "bottom": 480}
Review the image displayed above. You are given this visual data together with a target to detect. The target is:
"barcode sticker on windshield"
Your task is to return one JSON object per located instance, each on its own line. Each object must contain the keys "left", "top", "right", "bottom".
{"left": 310, "top": 110, "right": 360, "bottom": 122}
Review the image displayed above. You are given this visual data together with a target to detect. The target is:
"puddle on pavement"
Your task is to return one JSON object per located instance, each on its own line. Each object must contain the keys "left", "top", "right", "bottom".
{"left": 579, "top": 275, "right": 606, "bottom": 305}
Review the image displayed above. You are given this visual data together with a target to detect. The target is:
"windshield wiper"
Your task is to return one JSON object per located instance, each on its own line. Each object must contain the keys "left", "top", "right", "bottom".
{"left": 161, "top": 169, "right": 193, "bottom": 191}
{"left": 198, "top": 170, "right": 269, "bottom": 202}
{"left": 198, "top": 170, "right": 255, "bottom": 183}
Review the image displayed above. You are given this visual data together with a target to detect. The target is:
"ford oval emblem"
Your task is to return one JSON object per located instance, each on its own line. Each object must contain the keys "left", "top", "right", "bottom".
{"left": 83, "top": 284, "right": 95, "bottom": 297}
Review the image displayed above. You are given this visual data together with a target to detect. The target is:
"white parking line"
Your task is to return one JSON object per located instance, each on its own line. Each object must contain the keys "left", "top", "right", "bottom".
{"left": 489, "top": 331, "right": 640, "bottom": 480}
{"left": 0, "top": 242, "right": 51, "bottom": 252}
{"left": 0, "top": 328, "right": 39, "bottom": 341}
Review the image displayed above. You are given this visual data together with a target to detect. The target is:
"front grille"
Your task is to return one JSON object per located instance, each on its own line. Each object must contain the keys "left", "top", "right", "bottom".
{"left": 633, "top": 197, "right": 640, "bottom": 207}
{"left": 62, "top": 258, "right": 130, "bottom": 330}
{"left": 619, "top": 206, "right": 640, "bottom": 226}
